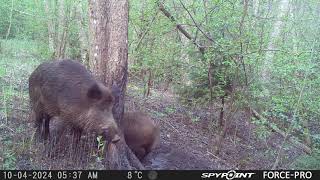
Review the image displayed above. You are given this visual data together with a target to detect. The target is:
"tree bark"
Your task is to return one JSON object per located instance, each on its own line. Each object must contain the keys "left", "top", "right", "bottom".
{"left": 88, "top": 0, "right": 144, "bottom": 170}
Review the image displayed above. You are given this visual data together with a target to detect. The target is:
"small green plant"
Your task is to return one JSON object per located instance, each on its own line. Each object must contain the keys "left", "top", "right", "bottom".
{"left": 164, "top": 106, "right": 175, "bottom": 114}
{"left": 95, "top": 135, "right": 105, "bottom": 162}
{"left": 0, "top": 66, "right": 5, "bottom": 77}
{"left": 290, "top": 150, "right": 320, "bottom": 170}
{"left": 191, "top": 116, "right": 200, "bottom": 123}
{"left": 153, "top": 111, "right": 166, "bottom": 118}
{"left": 3, "top": 150, "right": 16, "bottom": 169}
{"left": 251, "top": 116, "right": 271, "bottom": 141}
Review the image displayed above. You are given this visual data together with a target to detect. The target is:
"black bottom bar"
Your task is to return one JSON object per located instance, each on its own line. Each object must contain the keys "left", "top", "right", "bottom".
{"left": 1, "top": 170, "right": 319, "bottom": 180}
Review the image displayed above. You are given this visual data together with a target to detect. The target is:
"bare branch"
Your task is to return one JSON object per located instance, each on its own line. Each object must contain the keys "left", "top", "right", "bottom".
{"left": 178, "top": 0, "right": 215, "bottom": 43}
{"left": 134, "top": 9, "right": 160, "bottom": 51}
{"left": 158, "top": 3, "right": 205, "bottom": 53}
{"left": 250, "top": 108, "right": 312, "bottom": 155}
{"left": 6, "top": 0, "right": 14, "bottom": 40}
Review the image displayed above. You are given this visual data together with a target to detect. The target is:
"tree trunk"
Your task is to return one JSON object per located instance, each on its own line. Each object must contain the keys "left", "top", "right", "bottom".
{"left": 289, "top": 7, "right": 312, "bottom": 149}
{"left": 252, "top": 0, "right": 259, "bottom": 17}
{"left": 146, "top": 70, "right": 152, "bottom": 97}
{"left": 88, "top": 0, "right": 144, "bottom": 170}
{"left": 262, "top": 0, "right": 289, "bottom": 83}
{"left": 56, "top": 0, "right": 68, "bottom": 59}
{"left": 75, "top": 1, "right": 89, "bottom": 65}
{"left": 44, "top": 0, "right": 55, "bottom": 55}
{"left": 5, "top": 0, "right": 14, "bottom": 40}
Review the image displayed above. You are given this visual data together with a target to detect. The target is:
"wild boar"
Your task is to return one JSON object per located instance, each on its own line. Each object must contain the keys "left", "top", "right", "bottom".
{"left": 121, "top": 111, "right": 160, "bottom": 160}
{"left": 28, "top": 59, "right": 120, "bottom": 146}
{"left": 47, "top": 111, "right": 160, "bottom": 161}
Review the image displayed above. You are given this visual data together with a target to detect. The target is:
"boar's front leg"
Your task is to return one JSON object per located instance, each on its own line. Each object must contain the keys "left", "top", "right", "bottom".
{"left": 71, "top": 127, "right": 83, "bottom": 145}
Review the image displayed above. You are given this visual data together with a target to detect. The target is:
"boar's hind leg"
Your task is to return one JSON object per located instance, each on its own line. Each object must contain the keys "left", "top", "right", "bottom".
{"left": 34, "top": 111, "right": 45, "bottom": 141}
{"left": 43, "top": 113, "right": 52, "bottom": 141}
{"left": 33, "top": 100, "right": 46, "bottom": 140}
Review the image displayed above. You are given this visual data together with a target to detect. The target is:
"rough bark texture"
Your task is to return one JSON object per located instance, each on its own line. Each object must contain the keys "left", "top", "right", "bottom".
{"left": 88, "top": 0, "right": 144, "bottom": 170}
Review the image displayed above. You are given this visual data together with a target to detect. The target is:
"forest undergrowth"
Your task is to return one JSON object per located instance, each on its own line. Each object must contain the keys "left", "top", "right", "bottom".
{"left": 0, "top": 40, "right": 314, "bottom": 170}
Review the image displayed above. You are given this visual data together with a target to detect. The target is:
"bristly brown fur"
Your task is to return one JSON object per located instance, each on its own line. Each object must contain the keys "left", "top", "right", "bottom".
{"left": 121, "top": 111, "right": 160, "bottom": 160}
{"left": 29, "top": 59, "right": 119, "bottom": 143}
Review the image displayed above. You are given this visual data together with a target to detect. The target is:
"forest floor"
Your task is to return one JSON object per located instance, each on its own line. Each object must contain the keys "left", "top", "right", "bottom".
{"left": 125, "top": 82, "right": 304, "bottom": 170}
{"left": 0, "top": 40, "right": 306, "bottom": 170}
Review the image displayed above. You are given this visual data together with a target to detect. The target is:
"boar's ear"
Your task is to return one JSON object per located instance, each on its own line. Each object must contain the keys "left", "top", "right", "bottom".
{"left": 87, "top": 83, "right": 102, "bottom": 100}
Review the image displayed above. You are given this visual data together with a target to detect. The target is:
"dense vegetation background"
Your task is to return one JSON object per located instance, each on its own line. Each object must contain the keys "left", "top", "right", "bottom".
{"left": 0, "top": 0, "right": 319, "bottom": 169}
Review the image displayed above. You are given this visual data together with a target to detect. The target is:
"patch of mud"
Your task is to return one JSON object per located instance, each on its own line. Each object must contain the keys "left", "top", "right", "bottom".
{"left": 143, "top": 142, "right": 220, "bottom": 170}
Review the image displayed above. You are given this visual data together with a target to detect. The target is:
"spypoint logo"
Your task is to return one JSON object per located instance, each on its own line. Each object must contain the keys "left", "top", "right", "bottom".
{"left": 201, "top": 170, "right": 255, "bottom": 179}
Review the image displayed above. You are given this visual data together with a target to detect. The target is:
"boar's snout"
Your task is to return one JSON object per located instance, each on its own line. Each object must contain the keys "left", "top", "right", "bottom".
{"left": 111, "top": 134, "right": 120, "bottom": 143}
{"left": 103, "top": 127, "right": 120, "bottom": 145}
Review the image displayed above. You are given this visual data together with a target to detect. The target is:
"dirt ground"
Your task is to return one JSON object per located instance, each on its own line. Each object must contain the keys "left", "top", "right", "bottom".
{"left": 0, "top": 77, "right": 306, "bottom": 170}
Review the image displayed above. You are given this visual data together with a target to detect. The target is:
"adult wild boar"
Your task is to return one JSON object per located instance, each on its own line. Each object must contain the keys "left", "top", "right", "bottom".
{"left": 121, "top": 112, "right": 160, "bottom": 160}
{"left": 29, "top": 59, "right": 120, "bottom": 145}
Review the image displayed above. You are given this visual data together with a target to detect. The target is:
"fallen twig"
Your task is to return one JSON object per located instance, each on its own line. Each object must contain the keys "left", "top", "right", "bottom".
{"left": 249, "top": 108, "right": 312, "bottom": 154}
{"left": 0, "top": 107, "right": 29, "bottom": 113}
{"left": 163, "top": 119, "right": 180, "bottom": 134}
{"left": 206, "top": 150, "right": 238, "bottom": 169}
{"left": 0, "top": 124, "right": 14, "bottom": 132}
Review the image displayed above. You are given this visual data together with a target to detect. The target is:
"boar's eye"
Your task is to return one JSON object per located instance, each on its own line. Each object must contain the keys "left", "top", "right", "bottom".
{"left": 87, "top": 84, "right": 102, "bottom": 100}
{"left": 104, "top": 94, "right": 114, "bottom": 104}
{"left": 98, "top": 95, "right": 114, "bottom": 110}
